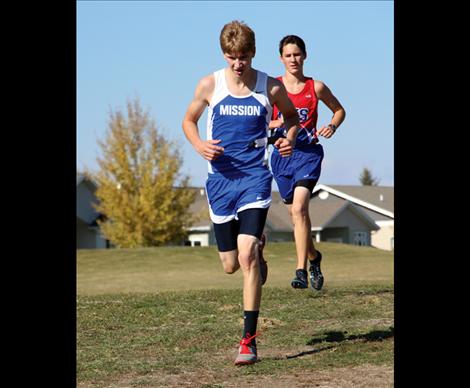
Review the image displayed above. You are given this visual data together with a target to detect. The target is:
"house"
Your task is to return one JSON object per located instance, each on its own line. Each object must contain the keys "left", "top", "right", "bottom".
{"left": 76, "top": 174, "right": 108, "bottom": 249}
{"left": 310, "top": 184, "right": 394, "bottom": 250}
{"left": 185, "top": 187, "right": 216, "bottom": 247}
{"left": 266, "top": 190, "right": 380, "bottom": 246}
{"left": 186, "top": 184, "right": 394, "bottom": 250}
{"left": 76, "top": 178, "right": 394, "bottom": 250}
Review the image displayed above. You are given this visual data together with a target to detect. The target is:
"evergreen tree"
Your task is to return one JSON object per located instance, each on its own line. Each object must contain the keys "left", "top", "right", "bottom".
{"left": 359, "top": 167, "right": 380, "bottom": 186}
{"left": 88, "top": 98, "right": 196, "bottom": 248}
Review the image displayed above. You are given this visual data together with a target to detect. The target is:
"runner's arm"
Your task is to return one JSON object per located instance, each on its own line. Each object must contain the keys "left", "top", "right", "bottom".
{"left": 268, "top": 77, "right": 299, "bottom": 156}
{"left": 315, "top": 80, "right": 346, "bottom": 138}
{"left": 182, "top": 76, "right": 225, "bottom": 161}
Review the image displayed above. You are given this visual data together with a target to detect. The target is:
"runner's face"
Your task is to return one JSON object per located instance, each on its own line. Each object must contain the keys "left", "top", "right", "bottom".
{"left": 224, "top": 51, "right": 254, "bottom": 77}
{"left": 280, "top": 44, "right": 305, "bottom": 73}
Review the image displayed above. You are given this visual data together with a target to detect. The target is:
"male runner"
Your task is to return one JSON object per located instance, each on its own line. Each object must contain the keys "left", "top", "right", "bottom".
{"left": 182, "top": 21, "right": 300, "bottom": 365}
{"left": 269, "top": 35, "right": 346, "bottom": 291}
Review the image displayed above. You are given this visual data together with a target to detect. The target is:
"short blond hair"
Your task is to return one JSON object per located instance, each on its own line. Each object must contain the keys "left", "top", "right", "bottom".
{"left": 219, "top": 20, "right": 255, "bottom": 55}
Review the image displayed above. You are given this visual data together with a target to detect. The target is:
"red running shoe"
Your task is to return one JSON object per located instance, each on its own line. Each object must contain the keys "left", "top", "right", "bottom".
{"left": 234, "top": 332, "right": 258, "bottom": 366}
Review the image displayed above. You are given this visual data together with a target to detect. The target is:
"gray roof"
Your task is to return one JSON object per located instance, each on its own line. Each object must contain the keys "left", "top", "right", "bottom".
{"left": 327, "top": 185, "right": 394, "bottom": 213}
{"left": 78, "top": 180, "right": 392, "bottom": 232}
{"left": 188, "top": 188, "right": 211, "bottom": 228}
{"left": 187, "top": 186, "right": 384, "bottom": 232}
{"left": 313, "top": 184, "right": 394, "bottom": 216}
{"left": 268, "top": 191, "right": 378, "bottom": 231}
{"left": 308, "top": 194, "right": 350, "bottom": 228}
{"left": 265, "top": 192, "right": 292, "bottom": 231}
{"left": 77, "top": 173, "right": 97, "bottom": 190}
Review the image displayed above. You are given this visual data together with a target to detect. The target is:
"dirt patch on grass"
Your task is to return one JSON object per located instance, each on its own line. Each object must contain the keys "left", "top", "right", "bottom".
{"left": 80, "top": 364, "right": 392, "bottom": 387}
{"left": 233, "top": 364, "right": 393, "bottom": 387}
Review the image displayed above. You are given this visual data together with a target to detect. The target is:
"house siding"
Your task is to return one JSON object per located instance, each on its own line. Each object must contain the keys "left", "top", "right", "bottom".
{"left": 357, "top": 206, "right": 394, "bottom": 250}
{"left": 371, "top": 222, "right": 394, "bottom": 251}
{"left": 267, "top": 231, "right": 293, "bottom": 243}
{"left": 320, "top": 227, "right": 350, "bottom": 243}
{"left": 77, "top": 219, "right": 97, "bottom": 249}
{"left": 326, "top": 207, "right": 373, "bottom": 246}
{"left": 186, "top": 230, "right": 216, "bottom": 247}
{"left": 77, "top": 179, "right": 108, "bottom": 249}
{"left": 76, "top": 183, "right": 99, "bottom": 223}
{"left": 188, "top": 233, "right": 209, "bottom": 247}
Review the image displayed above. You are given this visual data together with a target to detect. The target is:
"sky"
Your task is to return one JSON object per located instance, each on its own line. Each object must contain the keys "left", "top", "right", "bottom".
{"left": 77, "top": 1, "right": 394, "bottom": 189}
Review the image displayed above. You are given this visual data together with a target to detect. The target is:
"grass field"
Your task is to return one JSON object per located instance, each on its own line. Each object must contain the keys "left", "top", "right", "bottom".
{"left": 77, "top": 242, "right": 394, "bottom": 387}
{"left": 77, "top": 242, "right": 393, "bottom": 294}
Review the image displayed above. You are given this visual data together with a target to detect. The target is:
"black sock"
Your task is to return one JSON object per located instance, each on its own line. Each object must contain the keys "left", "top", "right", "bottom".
{"left": 310, "top": 251, "right": 322, "bottom": 264}
{"left": 243, "top": 310, "right": 259, "bottom": 339}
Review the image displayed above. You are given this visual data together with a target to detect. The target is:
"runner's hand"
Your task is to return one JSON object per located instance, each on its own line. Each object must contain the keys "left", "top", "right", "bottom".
{"left": 274, "top": 138, "right": 293, "bottom": 157}
{"left": 317, "top": 124, "right": 335, "bottom": 138}
{"left": 196, "top": 139, "right": 224, "bottom": 161}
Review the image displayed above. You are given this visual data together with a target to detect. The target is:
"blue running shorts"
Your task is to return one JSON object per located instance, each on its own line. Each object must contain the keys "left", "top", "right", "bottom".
{"left": 205, "top": 167, "right": 273, "bottom": 224}
{"left": 271, "top": 144, "right": 324, "bottom": 203}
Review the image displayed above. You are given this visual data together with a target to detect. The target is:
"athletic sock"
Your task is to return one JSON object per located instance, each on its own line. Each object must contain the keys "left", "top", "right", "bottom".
{"left": 309, "top": 251, "right": 322, "bottom": 265}
{"left": 243, "top": 310, "right": 259, "bottom": 341}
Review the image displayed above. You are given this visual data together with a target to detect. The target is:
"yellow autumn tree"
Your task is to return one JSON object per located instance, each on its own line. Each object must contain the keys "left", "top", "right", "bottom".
{"left": 89, "top": 98, "right": 196, "bottom": 248}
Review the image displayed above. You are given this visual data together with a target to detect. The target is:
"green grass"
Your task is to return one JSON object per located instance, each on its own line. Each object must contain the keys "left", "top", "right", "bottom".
{"left": 77, "top": 242, "right": 394, "bottom": 387}
{"left": 77, "top": 242, "right": 393, "bottom": 294}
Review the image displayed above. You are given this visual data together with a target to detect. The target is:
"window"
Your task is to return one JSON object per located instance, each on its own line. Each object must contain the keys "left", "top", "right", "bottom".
{"left": 353, "top": 231, "right": 368, "bottom": 246}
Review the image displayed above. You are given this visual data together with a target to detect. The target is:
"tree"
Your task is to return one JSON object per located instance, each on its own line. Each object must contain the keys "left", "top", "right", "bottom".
{"left": 88, "top": 97, "right": 196, "bottom": 248}
{"left": 359, "top": 167, "right": 380, "bottom": 186}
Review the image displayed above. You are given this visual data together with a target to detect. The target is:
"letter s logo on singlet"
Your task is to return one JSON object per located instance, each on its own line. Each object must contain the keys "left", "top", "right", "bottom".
{"left": 297, "top": 108, "right": 309, "bottom": 123}
{"left": 278, "top": 108, "right": 309, "bottom": 122}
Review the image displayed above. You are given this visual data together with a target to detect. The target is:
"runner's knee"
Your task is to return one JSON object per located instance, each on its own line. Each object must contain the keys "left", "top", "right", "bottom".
{"left": 237, "top": 238, "right": 258, "bottom": 271}
{"left": 291, "top": 202, "right": 309, "bottom": 219}
{"left": 222, "top": 261, "right": 239, "bottom": 274}
{"left": 219, "top": 251, "right": 239, "bottom": 274}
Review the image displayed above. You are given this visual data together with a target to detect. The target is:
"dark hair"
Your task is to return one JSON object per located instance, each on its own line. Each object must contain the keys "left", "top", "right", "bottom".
{"left": 279, "top": 35, "right": 306, "bottom": 56}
